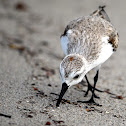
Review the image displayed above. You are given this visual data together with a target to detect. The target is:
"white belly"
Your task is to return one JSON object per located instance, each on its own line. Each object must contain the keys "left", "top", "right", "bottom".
{"left": 99, "top": 43, "right": 113, "bottom": 63}
{"left": 60, "top": 36, "right": 69, "bottom": 55}
{"left": 87, "top": 42, "right": 114, "bottom": 73}
{"left": 94, "top": 43, "right": 114, "bottom": 68}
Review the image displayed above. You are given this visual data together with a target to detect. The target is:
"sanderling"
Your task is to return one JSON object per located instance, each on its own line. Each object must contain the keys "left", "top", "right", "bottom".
{"left": 56, "top": 6, "right": 119, "bottom": 107}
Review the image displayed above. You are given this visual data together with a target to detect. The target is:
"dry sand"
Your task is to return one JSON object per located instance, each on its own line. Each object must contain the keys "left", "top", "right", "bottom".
{"left": 0, "top": 0, "right": 126, "bottom": 126}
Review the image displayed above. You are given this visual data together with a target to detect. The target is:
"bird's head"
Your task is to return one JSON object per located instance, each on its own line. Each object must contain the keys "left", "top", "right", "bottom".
{"left": 56, "top": 54, "right": 88, "bottom": 107}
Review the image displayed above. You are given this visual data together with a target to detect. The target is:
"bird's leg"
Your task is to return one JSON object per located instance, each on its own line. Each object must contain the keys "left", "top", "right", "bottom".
{"left": 84, "top": 73, "right": 102, "bottom": 98}
{"left": 78, "top": 70, "right": 101, "bottom": 106}
{"left": 89, "top": 70, "right": 100, "bottom": 105}
{"left": 84, "top": 75, "right": 93, "bottom": 97}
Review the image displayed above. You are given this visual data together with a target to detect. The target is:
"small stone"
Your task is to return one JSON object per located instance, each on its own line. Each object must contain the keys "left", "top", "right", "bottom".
{"left": 27, "top": 115, "right": 33, "bottom": 118}
{"left": 33, "top": 77, "right": 36, "bottom": 80}
{"left": 26, "top": 100, "right": 29, "bottom": 103}
{"left": 106, "top": 111, "right": 109, "bottom": 114}
{"left": 15, "top": 2, "right": 27, "bottom": 11}
{"left": 86, "top": 108, "right": 91, "bottom": 112}
{"left": 48, "top": 84, "right": 52, "bottom": 87}
{"left": 45, "top": 121, "right": 51, "bottom": 125}
{"left": 31, "top": 83, "right": 35, "bottom": 85}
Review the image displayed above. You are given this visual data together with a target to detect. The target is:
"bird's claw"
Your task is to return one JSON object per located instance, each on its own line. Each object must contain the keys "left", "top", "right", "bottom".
{"left": 77, "top": 97, "right": 102, "bottom": 106}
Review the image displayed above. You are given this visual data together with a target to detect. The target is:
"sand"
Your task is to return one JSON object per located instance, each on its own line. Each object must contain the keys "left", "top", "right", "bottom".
{"left": 0, "top": 0, "right": 126, "bottom": 126}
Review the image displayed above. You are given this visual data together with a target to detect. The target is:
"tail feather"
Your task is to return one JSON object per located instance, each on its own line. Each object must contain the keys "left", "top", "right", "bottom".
{"left": 90, "top": 5, "right": 111, "bottom": 22}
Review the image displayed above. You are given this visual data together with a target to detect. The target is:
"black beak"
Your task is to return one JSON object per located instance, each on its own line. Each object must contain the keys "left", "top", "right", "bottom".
{"left": 56, "top": 83, "right": 69, "bottom": 107}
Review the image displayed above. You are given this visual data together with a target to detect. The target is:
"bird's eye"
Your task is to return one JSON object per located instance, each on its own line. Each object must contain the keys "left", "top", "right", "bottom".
{"left": 73, "top": 75, "right": 80, "bottom": 79}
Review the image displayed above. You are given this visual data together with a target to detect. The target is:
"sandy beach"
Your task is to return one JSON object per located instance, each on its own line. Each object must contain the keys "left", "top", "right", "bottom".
{"left": 0, "top": 0, "right": 126, "bottom": 125}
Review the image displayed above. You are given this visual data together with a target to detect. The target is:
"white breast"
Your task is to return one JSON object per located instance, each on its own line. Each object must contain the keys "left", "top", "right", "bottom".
{"left": 60, "top": 36, "right": 69, "bottom": 55}
{"left": 93, "top": 36, "right": 114, "bottom": 68}
{"left": 98, "top": 43, "right": 113, "bottom": 64}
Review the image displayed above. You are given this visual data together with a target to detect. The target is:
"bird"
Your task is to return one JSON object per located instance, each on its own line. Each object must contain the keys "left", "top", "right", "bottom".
{"left": 56, "top": 6, "right": 119, "bottom": 107}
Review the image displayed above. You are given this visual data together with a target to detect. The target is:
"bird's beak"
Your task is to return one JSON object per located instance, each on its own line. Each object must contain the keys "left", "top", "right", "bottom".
{"left": 56, "top": 83, "right": 69, "bottom": 107}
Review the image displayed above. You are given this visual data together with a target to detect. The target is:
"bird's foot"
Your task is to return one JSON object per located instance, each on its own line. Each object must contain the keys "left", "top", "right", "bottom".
{"left": 77, "top": 97, "right": 102, "bottom": 106}
{"left": 94, "top": 93, "right": 100, "bottom": 99}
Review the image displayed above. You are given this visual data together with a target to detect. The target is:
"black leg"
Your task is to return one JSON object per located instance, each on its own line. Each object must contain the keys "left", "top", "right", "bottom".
{"left": 84, "top": 73, "right": 103, "bottom": 98}
{"left": 84, "top": 75, "right": 93, "bottom": 97}
{"left": 78, "top": 70, "right": 102, "bottom": 106}
{"left": 91, "top": 70, "right": 99, "bottom": 102}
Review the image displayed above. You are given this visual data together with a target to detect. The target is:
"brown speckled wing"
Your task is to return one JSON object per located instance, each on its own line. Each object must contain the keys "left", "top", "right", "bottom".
{"left": 108, "top": 31, "right": 119, "bottom": 51}
{"left": 65, "top": 16, "right": 110, "bottom": 60}
{"left": 61, "top": 15, "right": 119, "bottom": 61}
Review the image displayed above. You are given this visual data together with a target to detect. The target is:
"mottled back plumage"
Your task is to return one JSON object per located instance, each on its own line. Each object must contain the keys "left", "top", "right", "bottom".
{"left": 61, "top": 16, "right": 118, "bottom": 62}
